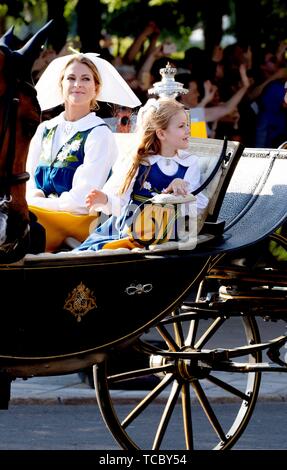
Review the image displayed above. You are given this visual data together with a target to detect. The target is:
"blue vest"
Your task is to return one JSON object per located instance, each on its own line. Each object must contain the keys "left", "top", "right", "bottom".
{"left": 132, "top": 161, "right": 188, "bottom": 205}
{"left": 35, "top": 123, "right": 106, "bottom": 197}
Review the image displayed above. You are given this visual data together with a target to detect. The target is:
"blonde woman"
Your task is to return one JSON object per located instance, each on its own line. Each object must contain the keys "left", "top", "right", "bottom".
{"left": 26, "top": 52, "right": 140, "bottom": 251}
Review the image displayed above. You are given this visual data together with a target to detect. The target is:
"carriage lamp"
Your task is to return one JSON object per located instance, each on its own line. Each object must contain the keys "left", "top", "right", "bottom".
{"left": 148, "top": 63, "right": 207, "bottom": 138}
{"left": 148, "top": 62, "right": 188, "bottom": 99}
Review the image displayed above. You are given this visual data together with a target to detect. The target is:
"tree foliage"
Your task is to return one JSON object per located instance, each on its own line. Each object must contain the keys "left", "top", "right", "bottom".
{"left": 1, "top": 0, "right": 287, "bottom": 53}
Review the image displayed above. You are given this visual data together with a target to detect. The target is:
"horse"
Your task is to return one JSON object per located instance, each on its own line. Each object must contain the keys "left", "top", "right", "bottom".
{"left": 0, "top": 21, "right": 52, "bottom": 264}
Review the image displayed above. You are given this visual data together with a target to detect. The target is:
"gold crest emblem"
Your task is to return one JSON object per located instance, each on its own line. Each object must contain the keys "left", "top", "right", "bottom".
{"left": 64, "top": 282, "right": 97, "bottom": 322}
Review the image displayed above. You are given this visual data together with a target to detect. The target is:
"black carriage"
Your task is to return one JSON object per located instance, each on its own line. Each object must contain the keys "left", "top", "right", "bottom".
{"left": 1, "top": 22, "right": 287, "bottom": 451}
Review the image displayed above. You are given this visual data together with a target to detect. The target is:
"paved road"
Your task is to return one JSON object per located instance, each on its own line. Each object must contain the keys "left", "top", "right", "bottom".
{"left": 0, "top": 401, "right": 286, "bottom": 450}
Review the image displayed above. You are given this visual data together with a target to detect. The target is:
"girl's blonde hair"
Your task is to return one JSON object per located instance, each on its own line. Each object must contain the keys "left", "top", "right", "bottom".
{"left": 119, "top": 98, "right": 186, "bottom": 194}
{"left": 60, "top": 55, "right": 102, "bottom": 111}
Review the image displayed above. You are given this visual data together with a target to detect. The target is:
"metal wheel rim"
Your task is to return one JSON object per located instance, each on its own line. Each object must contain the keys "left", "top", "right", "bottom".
{"left": 94, "top": 314, "right": 261, "bottom": 450}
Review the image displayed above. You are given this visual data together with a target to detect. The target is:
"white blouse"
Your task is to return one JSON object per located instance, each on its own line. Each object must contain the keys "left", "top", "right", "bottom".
{"left": 26, "top": 112, "right": 118, "bottom": 214}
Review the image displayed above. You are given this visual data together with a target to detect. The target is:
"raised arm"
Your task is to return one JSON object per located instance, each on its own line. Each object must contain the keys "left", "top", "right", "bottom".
{"left": 204, "top": 64, "right": 251, "bottom": 122}
{"left": 122, "top": 21, "right": 160, "bottom": 65}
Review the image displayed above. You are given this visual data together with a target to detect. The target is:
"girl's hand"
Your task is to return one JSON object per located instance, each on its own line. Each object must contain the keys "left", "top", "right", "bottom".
{"left": 162, "top": 178, "right": 190, "bottom": 196}
{"left": 85, "top": 189, "right": 107, "bottom": 209}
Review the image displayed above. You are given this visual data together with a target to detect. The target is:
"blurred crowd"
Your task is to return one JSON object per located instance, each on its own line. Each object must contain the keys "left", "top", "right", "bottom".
{"left": 32, "top": 20, "right": 287, "bottom": 148}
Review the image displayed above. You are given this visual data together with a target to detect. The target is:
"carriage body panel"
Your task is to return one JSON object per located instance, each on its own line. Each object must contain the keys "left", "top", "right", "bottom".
{"left": 0, "top": 253, "right": 208, "bottom": 364}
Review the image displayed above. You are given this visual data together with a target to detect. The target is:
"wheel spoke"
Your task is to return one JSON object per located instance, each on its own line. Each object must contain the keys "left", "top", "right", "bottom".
{"left": 185, "top": 318, "right": 199, "bottom": 347}
{"left": 191, "top": 379, "right": 226, "bottom": 442}
{"left": 134, "top": 339, "right": 165, "bottom": 355}
{"left": 157, "top": 324, "right": 179, "bottom": 351}
{"left": 108, "top": 364, "right": 174, "bottom": 384}
{"left": 207, "top": 374, "right": 251, "bottom": 401}
{"left": 122, "top": 373, "right": 174, "bottom": 428}
{"left": 153, "top": 380, "right": 181, "bottom": 449}
{"left": 171, "top": 309, "right": 185, "bottom": 347}
{"left": 181, "top": 382, "right": 194, "bottom": 450}
{"left": 195, "top": 316, "right": 226, "bottom": 349}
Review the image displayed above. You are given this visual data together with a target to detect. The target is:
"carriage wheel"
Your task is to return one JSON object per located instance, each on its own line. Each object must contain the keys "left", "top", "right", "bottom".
{"left": 94, "top": 312, "right": 261, "bottom": 450}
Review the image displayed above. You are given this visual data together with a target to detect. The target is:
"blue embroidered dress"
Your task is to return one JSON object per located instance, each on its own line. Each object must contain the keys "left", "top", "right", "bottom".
{"left": 26, "top": 112, "right": 118, "bottom": 214}
{"left": 35, "top": 125, "right": 105, "bottom": 197}
{"left": 76, "top": 152, "right": 208, "bottom": 251}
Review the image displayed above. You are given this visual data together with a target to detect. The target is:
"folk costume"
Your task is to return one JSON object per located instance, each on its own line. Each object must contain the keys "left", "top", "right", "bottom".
{"left": 27, "top": 112, "right": 116, "bottom": 251}
{"left": 76, "top": 150, "right": 208, "bottom": 252}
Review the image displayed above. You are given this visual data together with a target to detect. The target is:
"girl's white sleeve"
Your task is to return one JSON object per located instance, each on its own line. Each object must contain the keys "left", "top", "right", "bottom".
{"left": 184, "top": 157, "right": 209, "bottom": 211}
{"left": 27, "top": 126, "right": 119, "bottom": 214}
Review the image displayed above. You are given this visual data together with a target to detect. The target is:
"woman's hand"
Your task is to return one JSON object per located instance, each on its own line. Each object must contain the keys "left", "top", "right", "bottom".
{"left": 86, "top": 189, "right": 108, "bottom": 209}
{"left": 162, "top": 178, "right": 190, "bottom": 196}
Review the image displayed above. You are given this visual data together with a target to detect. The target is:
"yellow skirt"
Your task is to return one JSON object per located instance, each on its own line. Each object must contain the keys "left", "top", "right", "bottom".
{"left": 29, "top": 205, "right": 98, "bottom": 252}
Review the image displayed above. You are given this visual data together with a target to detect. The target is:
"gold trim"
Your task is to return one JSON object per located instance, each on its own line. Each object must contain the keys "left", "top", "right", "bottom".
{"left": 23, "top": 255, "right": 155, "bottom": 271}
{"left": 64, "top": 281, "right": 97, "bottom": 322}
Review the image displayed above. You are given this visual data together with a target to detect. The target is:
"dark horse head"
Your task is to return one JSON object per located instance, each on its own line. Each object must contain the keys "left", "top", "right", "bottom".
{"left": 0, "top": 21, "right": 52, "bottom": 263}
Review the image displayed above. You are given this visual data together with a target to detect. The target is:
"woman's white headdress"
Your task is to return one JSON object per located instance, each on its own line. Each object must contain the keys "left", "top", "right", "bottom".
{"left": 35, "top": 52, "right": 142, "bottom": 111}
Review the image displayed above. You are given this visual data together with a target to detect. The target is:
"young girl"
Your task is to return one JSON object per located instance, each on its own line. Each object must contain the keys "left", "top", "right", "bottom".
{"left": 75, "top": 97, "right": 208, "bottom": 252}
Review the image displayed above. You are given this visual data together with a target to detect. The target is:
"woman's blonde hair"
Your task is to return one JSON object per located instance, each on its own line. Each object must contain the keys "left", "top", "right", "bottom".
{"left": 119, "top": 98, "right": 186, "bottom": 194}
{"left": 60, "top": 54, "right": 102, "bottom": 111}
